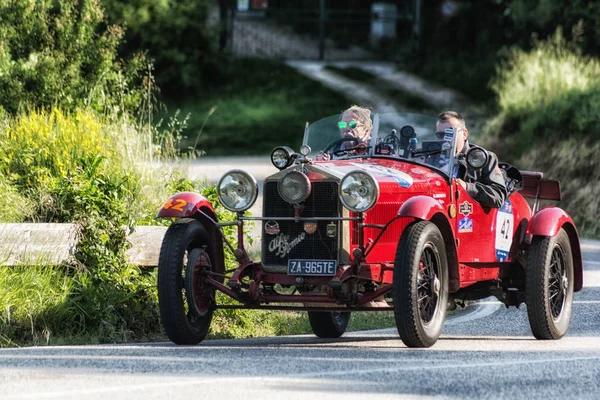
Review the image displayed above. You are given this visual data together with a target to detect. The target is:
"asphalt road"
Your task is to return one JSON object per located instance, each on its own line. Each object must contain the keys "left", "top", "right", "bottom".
{"left": 0, "top": 239, "right": 599, "bottom": 399}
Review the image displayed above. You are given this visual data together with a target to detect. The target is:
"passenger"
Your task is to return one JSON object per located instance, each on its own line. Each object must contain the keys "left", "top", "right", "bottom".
{"left": 436, "top": 111, "right": 507, "bottom": 208}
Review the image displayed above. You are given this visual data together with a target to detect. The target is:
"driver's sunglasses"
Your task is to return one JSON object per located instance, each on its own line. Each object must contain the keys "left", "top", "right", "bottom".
{"left": 338, "top": 121, "right": 358, "bottom": 130}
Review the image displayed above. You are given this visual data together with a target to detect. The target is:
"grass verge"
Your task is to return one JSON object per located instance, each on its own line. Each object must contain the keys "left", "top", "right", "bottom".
{"left": 166, "top": 58, "right": 352, "bottom": 156}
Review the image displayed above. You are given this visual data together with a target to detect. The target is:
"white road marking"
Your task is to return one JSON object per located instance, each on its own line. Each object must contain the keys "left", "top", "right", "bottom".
{"left": 445, "top": 301, "right": 503, "bottom": 326}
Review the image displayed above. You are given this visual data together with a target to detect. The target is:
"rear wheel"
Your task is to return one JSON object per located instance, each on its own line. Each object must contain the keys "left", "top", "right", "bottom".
{"left": 526, "top": 229, "right": 574, "bottom": 339}
{"left": 158, "top": 219, "right": 215, "bottom": 345}
{"left": 393, "top": 221, "right": 448, "bottom": 348}
{"left": 308, "top": 311, "right": 351, "bottom": 338}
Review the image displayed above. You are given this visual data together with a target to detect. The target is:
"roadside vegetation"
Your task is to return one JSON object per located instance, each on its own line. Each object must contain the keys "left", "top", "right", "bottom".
{"left": 483, "top": 30, "right": 600, "bottom": 238}
{"left": 0, "top": 0, "right": 380, "bottom": 346}
{"left": 391, "top": 0, "right": 600, "bottom": 238}
{"left": 170, "top": 59, "right": 351, "bottom": 156}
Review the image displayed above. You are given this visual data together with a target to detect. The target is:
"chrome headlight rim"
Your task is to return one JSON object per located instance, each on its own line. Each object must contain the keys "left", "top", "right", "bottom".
{"left": 271, "top": 146, "right": 295, "bottom": 170}
{"left": 466, "top": 146, "right": 489, "bottom": 169}
{"left": 217, "top": 169, "right": 258, "bottom": 212}
{"left": 277, "top": 170, "right": 311, "bottom": 204}
{"left": 339, "top": 170, "right": 379, "bottom": 213}
{"left": 299, "top": 145, "right": 311, "bottom": 156}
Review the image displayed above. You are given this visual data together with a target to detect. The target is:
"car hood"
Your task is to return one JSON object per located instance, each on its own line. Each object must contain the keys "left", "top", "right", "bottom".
{"left": 265, "top": 158, "right": 448, "bottom": 196}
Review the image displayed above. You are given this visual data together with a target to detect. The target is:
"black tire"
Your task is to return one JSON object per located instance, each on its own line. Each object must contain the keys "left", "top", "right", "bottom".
{"left": 393, "top": 221, "right": 448, "bottom": 348}
{"left": 158, "top": 218, "right": 215, "bottom": 345}
{"left": 308, "top": 311, "right": 351, "bottom": 338}
{"left": 526, "top": 228, "right": 574, "bottom": 340}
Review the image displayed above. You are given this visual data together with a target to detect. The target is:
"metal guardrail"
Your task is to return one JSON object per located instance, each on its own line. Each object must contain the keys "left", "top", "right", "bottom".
{"left": 0, "top": 224, "right": 167, "bottom": 267}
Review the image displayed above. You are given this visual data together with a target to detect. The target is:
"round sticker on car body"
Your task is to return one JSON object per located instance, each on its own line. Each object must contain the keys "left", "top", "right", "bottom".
{"left": 495, "top": 200, "right": 514, "bottom": 262}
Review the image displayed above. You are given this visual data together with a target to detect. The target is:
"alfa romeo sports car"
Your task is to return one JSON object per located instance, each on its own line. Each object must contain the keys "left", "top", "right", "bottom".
{"left": 156, "top": 112, "right": 583, "bottom": 348}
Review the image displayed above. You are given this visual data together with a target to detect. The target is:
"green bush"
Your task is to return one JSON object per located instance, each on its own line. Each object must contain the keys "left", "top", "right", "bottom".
{"left": 0, "top": 0, "right": 146, "bottom": 115}
{"left": 487, "top": 29, "right": 600, "bottom": 157}
{"left": 508, "top": 0, "right": 600, "bottom": 57}
{"left": 102, "top": 0, "right": 217, "bottom": 97}
{"left": 0, "top": 108, "right": 189, "bottom": 343}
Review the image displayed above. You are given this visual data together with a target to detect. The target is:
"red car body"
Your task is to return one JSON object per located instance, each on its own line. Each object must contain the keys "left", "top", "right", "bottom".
{"left": 156, "top": 112, "right": 583, "bottom": 347}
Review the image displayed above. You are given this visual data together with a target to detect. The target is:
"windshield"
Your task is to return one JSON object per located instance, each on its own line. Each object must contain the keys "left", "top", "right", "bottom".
{"left": 303, "top": 112, "right": 457, "bottom": 177}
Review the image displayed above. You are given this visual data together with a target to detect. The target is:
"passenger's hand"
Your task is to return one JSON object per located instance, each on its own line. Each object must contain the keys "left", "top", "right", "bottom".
{"left": 316, "top": 151, "right": 330, "bottom": 161}
{"left": 456, "top": 179, "right": 467, "bottom": 190}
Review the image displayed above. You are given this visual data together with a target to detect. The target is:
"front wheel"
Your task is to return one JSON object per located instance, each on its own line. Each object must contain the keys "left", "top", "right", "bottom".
{"left": 393, "top": 221, "right": 448, "bottom": 348}
{"left": 158, "top": 219, "right": 216, "bottom": 345}
{"left": 526, "top": 229, "right": 574, "bottom": 340}
{"left": 308, "top": 311, "right": 351, "bottom": 338}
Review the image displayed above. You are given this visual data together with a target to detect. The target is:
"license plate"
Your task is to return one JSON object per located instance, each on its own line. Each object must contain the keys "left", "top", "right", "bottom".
{"left": 287, "top": 259, "right": 337, "bottom": 276}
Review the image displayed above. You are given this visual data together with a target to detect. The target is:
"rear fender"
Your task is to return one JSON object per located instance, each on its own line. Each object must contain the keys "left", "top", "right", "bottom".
{"left": 398, "top": 196, "right": 459, "bottom": 292}
{"left": 526, "top": 207, "right": 583, "bottom": 292}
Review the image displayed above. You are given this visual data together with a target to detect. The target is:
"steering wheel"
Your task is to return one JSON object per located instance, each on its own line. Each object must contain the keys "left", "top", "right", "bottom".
{"left": 322, "top": 137, "right": 360, "bottom": 155}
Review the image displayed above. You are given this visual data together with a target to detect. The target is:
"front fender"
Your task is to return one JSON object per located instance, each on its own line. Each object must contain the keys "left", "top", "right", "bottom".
{"left": 398, "top": 196, "right": 458, "bottom": 291}
{"left": 527, "top": 207, "right": 583, "bottom": 292}
{"left": 398, "top": 195, "right": 447, "bottom": 221}
{"left": 157, "top": 192, "right": 216, "bottom": 219}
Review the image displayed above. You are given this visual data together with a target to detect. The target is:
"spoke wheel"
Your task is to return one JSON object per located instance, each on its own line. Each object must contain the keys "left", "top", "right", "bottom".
{"left": 158, "top": 219, "right": 215, "bottom": 345}
{"left": 307, "top": 311, "right": 351, "bottom": 338}
{"left": 393, "top": 221, "right": 448, "bottom": 348}
{"left": 526, "top": 228, "right": 574, "bottom": 340}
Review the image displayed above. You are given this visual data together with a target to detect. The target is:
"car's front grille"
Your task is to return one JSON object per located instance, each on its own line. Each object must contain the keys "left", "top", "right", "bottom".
{"left": 262, "top": 180, "right": 340, "bottom": 270}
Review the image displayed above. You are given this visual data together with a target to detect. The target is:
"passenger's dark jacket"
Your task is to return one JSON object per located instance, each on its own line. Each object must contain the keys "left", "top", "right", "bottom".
{"left": 456, "top": 142, "right": 507, "bottom": 208}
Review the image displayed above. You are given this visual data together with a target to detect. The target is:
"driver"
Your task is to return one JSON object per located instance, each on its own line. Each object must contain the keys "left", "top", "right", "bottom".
{"left": 317, "top": 105, "right": 372, "bottom": 161}
{"left": 437, "top": 111, "right": 507, "bottom": 208}
{"left": 339, "top": 105, "right": 372, "bottom": 149}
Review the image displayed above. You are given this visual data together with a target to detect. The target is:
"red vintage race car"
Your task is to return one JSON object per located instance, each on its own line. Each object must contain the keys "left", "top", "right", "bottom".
{"left": 156, "top": 111, "right": 583, "bottom": 348}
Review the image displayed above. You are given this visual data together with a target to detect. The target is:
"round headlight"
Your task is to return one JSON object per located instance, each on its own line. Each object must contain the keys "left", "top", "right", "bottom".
{"left": 466, "top": 147, "right": 489, "bottom": 169}
{"left": 339, "top": 171, "right": 379, "bottom": 212}
{"left": 271, "top": 146, "right": 295, "bottom": 170}
{"left": 299, "top": 145, "right": 311, "bottom": 156}
{"left": 278, "top": 170, "right": 311, "bottom": 204}
{"left": 217, "top": 170, "right": 258, "bottom": 212}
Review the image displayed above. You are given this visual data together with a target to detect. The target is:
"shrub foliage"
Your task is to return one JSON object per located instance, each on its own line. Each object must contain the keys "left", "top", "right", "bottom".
{"left": 485, "top": 30, "right": 600, "bottom": 238}
{"left": 0, "top": 0, "right": 145, "bottom": 115}
{"left": 102, "top": 0, "right": 217, "bottom": 97}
